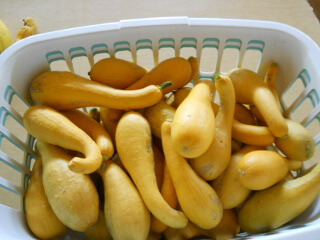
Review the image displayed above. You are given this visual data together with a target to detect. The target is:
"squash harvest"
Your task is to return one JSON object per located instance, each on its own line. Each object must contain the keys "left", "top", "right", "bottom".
{"left": 191, "top": 74, "right": 235, "bottom": 180}
{"left": 162, "top": 121, "right": 223, "bottom": 229}
{"left": 23, "top": 57, "right": 319, "bottom": 240}
{"left": 115, "top": 111, "right": 188, "bottom": 229}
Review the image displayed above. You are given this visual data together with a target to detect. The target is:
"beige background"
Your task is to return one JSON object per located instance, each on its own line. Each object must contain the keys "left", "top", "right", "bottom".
{"left": 1, "top": 0, "right": 320, "bottom": 46}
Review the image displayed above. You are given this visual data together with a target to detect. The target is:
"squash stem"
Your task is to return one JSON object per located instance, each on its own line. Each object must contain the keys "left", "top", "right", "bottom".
{"left": 214, "top": 72, "right": 222, "bottom": 81}
{"left": 158, "top": 81, "right": 173, "bottom": 90}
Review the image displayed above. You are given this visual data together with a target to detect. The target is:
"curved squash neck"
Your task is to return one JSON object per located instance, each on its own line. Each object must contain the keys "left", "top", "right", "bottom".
{"left": 287, "top": 161, "right": 320, "bottom": 194}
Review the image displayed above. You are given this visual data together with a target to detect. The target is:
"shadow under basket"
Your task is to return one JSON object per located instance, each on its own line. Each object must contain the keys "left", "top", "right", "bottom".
{"left": 1, "top": 17, "right": 320, "bottom": 240}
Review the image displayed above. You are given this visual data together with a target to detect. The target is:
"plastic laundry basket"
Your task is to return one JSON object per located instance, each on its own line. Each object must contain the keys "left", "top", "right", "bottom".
{"left": 1, "top": 17, "right": 320, "bottom": 240}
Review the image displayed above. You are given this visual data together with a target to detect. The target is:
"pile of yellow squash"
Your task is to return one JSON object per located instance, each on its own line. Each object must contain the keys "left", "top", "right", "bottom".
{"left": 23, "top": 56, "right": 319, "bottom": 240}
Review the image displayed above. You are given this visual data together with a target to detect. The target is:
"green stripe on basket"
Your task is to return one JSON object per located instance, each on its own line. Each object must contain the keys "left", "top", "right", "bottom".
{"left": 91, "top": 43, "right": 109, "bottom": 55}
{"left": 0, "top": 183, "right": 20, "bottom": 195}
{"left": 0, "top": 107, "right": 23, "bottom": 127}
{"left": 4, "top": 86, "right": 30, "bottom": 107}
{"left": 246, "top": 40, "right": 265, "bottom": 52}
{"left": 69, "top": 47, "right": 87, "bottom": 59}
{"left": 114, "top": 41, "right": 131, "bottom": 53}
{"left": 0, "top": 157, "right": 22, "bottom": 173}
{"left": 45, "top": 51, "right": 65, "bottom": 64}
{"left": 224, "top": 38, "right": 242, "bottom": 50}
{"left": 0, "top": 130, "right": 24, "bottom": 151}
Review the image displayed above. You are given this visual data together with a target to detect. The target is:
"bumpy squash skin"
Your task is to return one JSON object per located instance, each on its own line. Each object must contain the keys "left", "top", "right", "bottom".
{"left": 200, "top": 209, "right": 240, "bottom": 240}
{"left": 84, "top": 209, "right": 112, "bottom": 240}
{"left": 143, "top": 99, "right": 176, "bottom": 138}
{"left": 115, "top": 111, "right": 188, "bottom": 229}
{"left": 228, "top": 68, "right": 288, "bottom": 138}
{"left": 89, "top": 57, "right": 147, "bottom": 89}
{"left": 99, "top": 161, "right": 150, "bottom": 240}
{"left": 238, "top": 159, "right": 320, "bottom": 234}
{"left": 171, "top": 80, "right": 216, "bottom": 158}
{"left": 37, "top": 141, "right": 99, "bottom": 232}
{"left": 274, "top": 118, "right": 315, "bottom": 161}
{"left": 30, "top": 71, "right": 165, "bottom": 110}
{"left": 25, "top": 157, "right": 67, "bottom": 239}
{"left": 191, "top": 75, "right": 235, "bottom": 180}
{"left": 237, "top": 150, "right": 290, "bottom": 190}
{"left": 212, "top": 145, "right": 263, "bottom": 209}
{"left": 162, "top": 121, "right": 223, "bottom": 229}
{"left": 23, "top": 105, "right": 102, "bottom": 174}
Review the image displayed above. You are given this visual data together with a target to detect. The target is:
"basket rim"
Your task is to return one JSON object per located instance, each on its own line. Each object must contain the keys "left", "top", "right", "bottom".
{"left": 0, "top": 16, "right": 319, "bottom": 64}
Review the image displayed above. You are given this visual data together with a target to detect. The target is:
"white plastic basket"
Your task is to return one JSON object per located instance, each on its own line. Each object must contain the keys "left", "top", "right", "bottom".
{"left": 1, "top": 16, "right": 320, "bottom": 240}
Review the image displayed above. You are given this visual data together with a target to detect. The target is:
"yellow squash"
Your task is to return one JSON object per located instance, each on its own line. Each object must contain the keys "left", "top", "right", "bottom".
{"left": 62, "top": 109, "right": 114, "bottom": 160}
{"left": 15, "top": 17, "right": 37, "bottom": 41}
{"left": 237, "top": 150, "right": 290, "bottom": 190}
{"left": 151, "top": 161, "right": 179, "bottom": 234}
{"left": 169, "top": 222, "right": 206, "bottom": 240}
{"left": 0, "top": 18, "right": 12, "bottom": 53}
{"left": 171, "top": 80, "right": 216, "bottom": 158}
{"left": 212, "top": 145, "right": 264, "bottom": 209}
{"left": 115, "top": 111, "right": 188, "bottom": 229}
{"left": 153, "top": 142, "right": 165, "bottom": 190}
{"left": 202, "top": 209, "right": 240, "bottom": 240}
{"left": 25, "top": 157, "right": 67, "bottom": 239}
{"left": 30, "top": 71, "right": 169, "bottom": 110}
{"left": 170, "top": 87, "right": 192, "bottom": 108}
{"left": 99, "top": 161, "right": 150, "bottom": 240}
{"left": 37, "top": 141, "right": 99, "bottom": 232}
{"left": 232, "top": 119, "right": 275, "bottom": 146}
{"left": 234, "top": 103, "right": 256, "bottom": 125}
{"left": 162, "top": 121, "right": 223, "bottom": 229}
{"left": 89, "top": 57, "right": 147, "bottom": 89}
{"left": 104, "top": 56, "right": 196, "bottom": 123}
{"left": 274, "top": 118, "right": 315, "bottom": 161}
{"left": 126, "top": 57, "right": 192, "bottom": 94}
{"left": 228, "top": 68, "right": 288, "bottom": 137}
{"left": 23, "top": 105, "right": 102, "bottom": 174}
{"left": 84, "top": 209, "right": 112, "bottom": 240}
{"left": 264, "top": 63, "right": 282, "bottom": 112}
{"left": 191, "top": 74, "right": 235, "bottom": 180}
{"left": 99, "top": 107, "right": 118, "bottom": 143}
{"left": 143, "top": 99, "right": 176, "bottom": 138}
{"left": 238, "top": 158, "right": 320, "bottom": 233}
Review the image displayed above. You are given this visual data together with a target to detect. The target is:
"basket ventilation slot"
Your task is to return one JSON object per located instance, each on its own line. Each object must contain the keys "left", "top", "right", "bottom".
{"left": 91, "top": 43, "right": 110, "bottom": 63}
{"left": 45, "top": 37, "right": 267, "bottom": 81}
